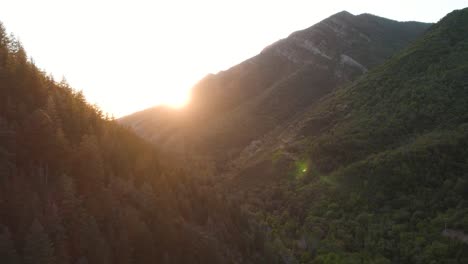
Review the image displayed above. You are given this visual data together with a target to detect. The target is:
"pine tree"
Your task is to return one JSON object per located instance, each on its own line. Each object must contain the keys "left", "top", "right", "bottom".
{"left": 79, "top": 215, "right": 110, "bottom": 264}
{"left": 0, "top": 118, "right": 14, "bottom": 184}
{"left": 45, "top": 203, "right": 70, "bottom": 264}
{"left": 46, "top": 95, "right": 60, "bottom": 126}
{"left": 0, "top": 226, "right": 20, "bottom": 264}
{"left": 73, "top": 135, "right": 105, "bottom": 194}
{"left": 23, "top": 219, "right": 55, "bottom": 264}
{"left": 108, "top": 208, "right": 133, "bottom": 264}
{"left": 18, "top": 108, "right": 55, "bottom": 165}
{"left": 58, "top": 174, "right": 86, "bottom": 260}
{"left": 121, "top": 205, "right": 155, "bottom": 264}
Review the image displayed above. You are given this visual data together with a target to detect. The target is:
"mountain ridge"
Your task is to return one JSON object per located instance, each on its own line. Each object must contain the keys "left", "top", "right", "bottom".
{"left": 225, "top": 8, "right": 468, "bottom": 262}
{"left": 120, "top": 11, "right": 431, "bottom": 165}
{"left": 1, "top": 6, "right": 467, "bottom": 264}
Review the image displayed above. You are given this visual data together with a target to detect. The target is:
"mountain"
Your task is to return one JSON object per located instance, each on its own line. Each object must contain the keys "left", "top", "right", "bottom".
{"left": 229, "top": 7, "right": 468, "bottom": 263}
{"left": 0, "top": 22, "right": 274, "bottom": 264}
{"left": 120, "top": 11, "right": 430, "bottom": 165}
{"left": 3, "top": 6, "right": 467, "bottom": 264}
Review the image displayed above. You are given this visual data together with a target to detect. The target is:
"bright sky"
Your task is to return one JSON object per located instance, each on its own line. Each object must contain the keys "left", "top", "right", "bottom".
{"left": 0, "top": 0, "right": 466, "bottom": 117}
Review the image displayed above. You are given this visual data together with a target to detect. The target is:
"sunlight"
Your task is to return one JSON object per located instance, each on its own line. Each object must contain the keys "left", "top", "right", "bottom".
{"left": 157, "top": 86, "right": 191, "bottom": 108}
{"left": 2, "top": 0, "right": 462, "bottom": 118}
{"left": 145, "top": 71, "right": 195, "bottom": 110}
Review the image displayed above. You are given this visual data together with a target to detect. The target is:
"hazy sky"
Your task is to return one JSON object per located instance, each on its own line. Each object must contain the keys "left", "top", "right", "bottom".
{"left": 0, "top": 0, "right": 466, "bottom": 117}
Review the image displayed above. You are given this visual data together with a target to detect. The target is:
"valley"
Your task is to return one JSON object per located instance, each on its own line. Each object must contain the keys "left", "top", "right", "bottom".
{"left": 1, "top": 6, "right": 468, "bottom": 264}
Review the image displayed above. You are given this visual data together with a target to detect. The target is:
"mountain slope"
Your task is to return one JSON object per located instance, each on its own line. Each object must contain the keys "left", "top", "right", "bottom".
{"left": 230, "top": 7, "right": 468, "bottom": 263}
{"left": 120, "top": 11, "right": 430, "bottom": 163}
{"left": 0, "top": 22, "right": 271, "bottom": 264}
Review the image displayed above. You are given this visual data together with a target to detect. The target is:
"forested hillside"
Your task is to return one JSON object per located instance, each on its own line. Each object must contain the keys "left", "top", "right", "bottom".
{"left": 0, "top": 23, "right": 272, "bottom": 264}
{"left": 2, "top": 6, "right": 468, "bottom": 264}
{"left": 231, "top": 8, "right": 468, "bottom": 263}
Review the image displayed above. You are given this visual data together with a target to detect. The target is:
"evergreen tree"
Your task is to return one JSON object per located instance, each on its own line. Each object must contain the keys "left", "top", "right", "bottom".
{"left": 23, "top": 219, "right": 55, "bottom": 264}
{"left": 45, "top": 203, "right": 70, "bottom": 264}
{"left": 73, "top": 135, "right": 105, "bottom": 194}
{"left": 0, "top": 226, "right": 20, "bottom": 264}
{"left": 79, "top": 215, "right": 110, "bottom": 264}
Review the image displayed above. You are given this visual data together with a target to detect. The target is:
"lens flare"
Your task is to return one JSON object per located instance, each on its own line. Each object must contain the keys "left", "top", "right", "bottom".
{"left": 294, "top": 160, "right": 309, "bottom": 180}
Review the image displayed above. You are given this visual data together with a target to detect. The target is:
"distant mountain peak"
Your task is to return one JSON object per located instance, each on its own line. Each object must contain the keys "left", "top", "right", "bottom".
{"left": 261, "top": 10, "right": 430, "bottom": 67}
{"left": 332, "top": 10, "right": 355, "bottom": 17}
{"left": 260, "top": 11, "right": 356, "bottom": 55}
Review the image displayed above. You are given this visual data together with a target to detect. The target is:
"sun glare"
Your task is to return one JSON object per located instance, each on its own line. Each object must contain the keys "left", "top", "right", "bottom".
{"left": 158, "top": 88, "right": 190, "bottom": 108}
{"left": 145, "top": 74, "right": 193, "bottom": 110}
{"left": 2, "top": 0, "right": 463, "bottom": 117}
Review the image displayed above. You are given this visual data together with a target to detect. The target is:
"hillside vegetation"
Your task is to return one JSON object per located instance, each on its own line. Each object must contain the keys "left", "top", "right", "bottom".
{"left": 0, "top": 23, "right": 273, "bottom": 264}
{"left": 235, "top": 8, "right": 468, "bottom": 263}
{"left": 1, "top": 7, "right": 468, "bottom": 264}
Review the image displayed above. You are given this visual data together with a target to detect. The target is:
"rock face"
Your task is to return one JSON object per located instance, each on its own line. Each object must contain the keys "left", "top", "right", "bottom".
{"left": 119, "top": 11, "right": 431, "bottom": 165}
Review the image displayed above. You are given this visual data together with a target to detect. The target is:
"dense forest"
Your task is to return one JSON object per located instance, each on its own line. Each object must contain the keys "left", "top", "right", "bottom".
{"left": 0, "top": 22, "right": 280, "bottom": 264}
{"left": 232, "top": 8, "right": 468, "bottom": 263}
{"left": 1, "top": 6, "right": 468, "bottom": 264}
{"left": 120, "top": 8, "right": 468, "bottom": 263}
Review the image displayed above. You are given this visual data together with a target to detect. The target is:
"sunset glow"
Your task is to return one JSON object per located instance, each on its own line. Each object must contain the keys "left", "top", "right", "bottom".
{"left": 0, "top": 0, "right": 466, "bottom": 116}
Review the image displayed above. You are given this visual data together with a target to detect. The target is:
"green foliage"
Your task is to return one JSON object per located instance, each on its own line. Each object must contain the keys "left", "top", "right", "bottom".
{"left": 1, "top": 7, "right": 466, "bottom": 263}
{"left": 237, "top": 7, "right": 468, "bottom": 264}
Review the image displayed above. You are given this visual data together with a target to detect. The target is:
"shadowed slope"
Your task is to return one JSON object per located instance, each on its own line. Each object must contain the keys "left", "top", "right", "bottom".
{"left": 227, "top": 8, "right": 468, "bottom": 263}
